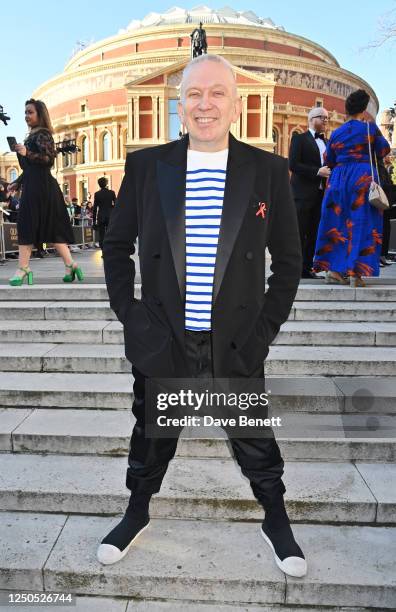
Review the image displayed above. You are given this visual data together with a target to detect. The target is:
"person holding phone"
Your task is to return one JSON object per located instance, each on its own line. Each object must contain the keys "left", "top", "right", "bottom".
{"left": 7, "top": 99, "right": 83, "bottom": 285}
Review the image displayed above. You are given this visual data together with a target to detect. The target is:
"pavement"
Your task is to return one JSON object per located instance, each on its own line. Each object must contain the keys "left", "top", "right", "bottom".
{"left": 1, "top": 247, "right": 396, "bottom": 284}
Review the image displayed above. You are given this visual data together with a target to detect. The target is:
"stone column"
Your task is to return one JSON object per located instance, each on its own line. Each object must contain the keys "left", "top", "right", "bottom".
{"left": 127, "top": 100, "right": 133, "bottom": 142}
{"left": 88, "top": 126, "right": 95, "bottom": 162}
{"left": 242, "top": 95, "right": 248, "bottom": 139}
{"left": 260, "top": 94, "right": 266, "bottom": 140}
{"left": 267, "top": 94, "right": 274, "bottom": 141}
{"left": 111, "top": 122, "right": 118, "bottom": 159}
{"left": 282, "top": 115, "right": 289, "bottom": 158}
{"left": 133, "top": 96, "right": 139, "bottom": 141}
{"left": 95, "top": 127, "right": 100, "bottom": 163}
{"left": 159, "top": 97, "right": 165, "bottom": 140}
{"left": 152, "top": 96, "right": 158, "bottom": 141}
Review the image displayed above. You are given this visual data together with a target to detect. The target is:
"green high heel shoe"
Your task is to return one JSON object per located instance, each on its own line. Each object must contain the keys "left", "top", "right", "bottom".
{"left": 9, "top": 267, "right": 34, "bottom": 287}
{"left": 63, "top": 261, "right": 84, "bottom": 283}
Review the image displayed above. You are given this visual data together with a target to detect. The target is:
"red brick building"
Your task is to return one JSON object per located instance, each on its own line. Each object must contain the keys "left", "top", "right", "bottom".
{"left": 32, "top": 6, "right": 379, "bottom": 200}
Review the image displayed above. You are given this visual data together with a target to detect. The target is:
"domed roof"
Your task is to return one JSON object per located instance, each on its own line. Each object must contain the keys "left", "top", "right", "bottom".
{"left": 120, "top": 5, "right": 284, "bottom": 33}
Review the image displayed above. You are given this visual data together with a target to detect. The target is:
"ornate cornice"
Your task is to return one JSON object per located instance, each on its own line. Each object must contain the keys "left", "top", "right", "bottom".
{"left": 35, "top": 49, "right": 375, "bottom": 105}
{"left": 64, "top": 22, "right": 338, "bottom": 72}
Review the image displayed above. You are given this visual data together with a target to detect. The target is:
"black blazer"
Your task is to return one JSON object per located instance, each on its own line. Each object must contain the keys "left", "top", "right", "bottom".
{"left": 103, "top": 133, "right": 302, "bottom": 379}
{"left": 289, "top": 130, "right": 326, "bottom": 202}
{"left": 93, "top": 188, "right": 116, "bottom": 223}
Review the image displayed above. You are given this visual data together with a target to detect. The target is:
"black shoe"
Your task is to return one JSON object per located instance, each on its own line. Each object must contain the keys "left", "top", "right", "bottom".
{"left": 97, "top": 512, "right": 150, "bottom": 565}
{"left": 97, "top": 492, "right": 151, "bottom": 565}
{"left": 261, "top": 519, "right": 307, "bottom": 577}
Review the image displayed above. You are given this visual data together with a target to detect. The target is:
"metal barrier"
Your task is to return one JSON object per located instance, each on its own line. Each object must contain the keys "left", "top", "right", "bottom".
{"left": 71, "top": 216, "right": 97, "bottom": 249}
{"left": 0, "top": 218, "right": 98, "bottom": 258}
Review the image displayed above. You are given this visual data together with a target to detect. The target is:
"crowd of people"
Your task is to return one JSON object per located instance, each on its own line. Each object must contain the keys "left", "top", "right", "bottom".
{"left": 64, "top": 196, "right": 94, "bottom": 226}
{"left": 289, "top": 88, "right": 395, "bottom": 287}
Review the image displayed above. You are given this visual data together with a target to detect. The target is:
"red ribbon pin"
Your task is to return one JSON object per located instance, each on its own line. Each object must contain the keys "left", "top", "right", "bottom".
{"left": 256, "top": 202, "right": 267, "bottom": 219}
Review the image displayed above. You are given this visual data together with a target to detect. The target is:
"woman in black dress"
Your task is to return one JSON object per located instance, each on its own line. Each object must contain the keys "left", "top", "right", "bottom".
{"left": 8, "top": 99, "right": 83, "bottom": 285}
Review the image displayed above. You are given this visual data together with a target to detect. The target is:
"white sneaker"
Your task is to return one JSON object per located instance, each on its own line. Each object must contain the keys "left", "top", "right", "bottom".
{"left": 97, "top": 520, "right": 150, "bottom": 565}
{"left": 260, "top": 526, "right": 307, "bottom": 578}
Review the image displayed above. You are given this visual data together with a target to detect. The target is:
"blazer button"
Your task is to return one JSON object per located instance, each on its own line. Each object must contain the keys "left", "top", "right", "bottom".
{"left": 152, "top": 253, "right": 161, "bottom": 259}
{"left": 154, "top": 297, "right": 162, "bottom": 306}
{"left": 245, "top": 251, "right": 253, "bottom": 260}
{"left": 239, "top": 303, "right": 247, "bottom": 309}
{"left": 230, "top": 341, "right": 237, "bottom": 349}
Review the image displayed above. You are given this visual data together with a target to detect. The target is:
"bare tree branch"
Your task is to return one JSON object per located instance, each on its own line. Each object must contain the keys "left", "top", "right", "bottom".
{"left": 360, "top": 4, "right": 396, "bottom": 50}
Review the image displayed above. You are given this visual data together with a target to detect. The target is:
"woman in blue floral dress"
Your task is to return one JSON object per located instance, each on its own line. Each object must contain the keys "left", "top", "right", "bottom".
{"left": 313, "top": 89, "right": 390, "bottom": 287}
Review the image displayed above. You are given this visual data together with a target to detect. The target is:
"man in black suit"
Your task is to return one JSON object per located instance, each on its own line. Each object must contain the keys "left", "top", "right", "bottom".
{"left": 99, "top": 54, "right": 306, "bottom": 577}
{"left": 93, "top": 177, "right": 116, "bottom": 251}
{"left": 289, "top": 108, "right": 330, "bottom": 279}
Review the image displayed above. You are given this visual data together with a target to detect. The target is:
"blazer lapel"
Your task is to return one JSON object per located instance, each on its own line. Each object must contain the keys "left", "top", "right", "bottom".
{"left": 212, "top": 134, "right": 256, "bottom": 304}
{"left": 157, "top": 136, "right": 189, "bottom": 303}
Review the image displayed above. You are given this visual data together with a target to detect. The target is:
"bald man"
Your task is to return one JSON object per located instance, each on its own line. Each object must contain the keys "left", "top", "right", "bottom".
{"left": 100, "top": 55, "right": 306, "bottom": 577}
{"left": 289, "top": 107, "right": 331, "bottom": 279}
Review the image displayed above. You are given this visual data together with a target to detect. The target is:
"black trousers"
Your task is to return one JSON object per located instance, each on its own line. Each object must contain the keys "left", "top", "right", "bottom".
{"left": 98, "top": 218, "right": 110, "bottom": 250}
{"left": 295, "top": 191, "right": 323, "bottom": 274}
{"left": 126, "top": 330, "right": 286, "bottom": 508}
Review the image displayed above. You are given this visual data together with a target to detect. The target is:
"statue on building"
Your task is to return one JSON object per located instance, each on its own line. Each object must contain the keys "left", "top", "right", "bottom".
{"left": 190, "top": 22, "right": 208, "bottom": 59}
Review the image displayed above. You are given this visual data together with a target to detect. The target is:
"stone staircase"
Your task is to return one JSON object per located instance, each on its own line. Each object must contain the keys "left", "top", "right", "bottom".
{"left": 0, "top": 282, "right": 395, "bottom": 611}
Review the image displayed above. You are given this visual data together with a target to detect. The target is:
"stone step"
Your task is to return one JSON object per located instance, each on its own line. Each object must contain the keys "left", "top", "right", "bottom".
{"left": 1, "top": 453, "right": 394, "bottom": 524}
{"left": 0, "top": 300, "right": 395, "bottom": 322}
{"left": 273, "top": 321, "right": 396, "bottom": 347}
{"left": 2, "top": 283, "right": 396, "bottom": 302}
{"left": 293, "top": 301, "right": 396, "bottom": 322}
{"left": 1, "top": 512, "right": 394, "bottom": 608}
{"left": 1, "top": 343, "right": 395, "bottom": 376}
{"left": 2, "top": 320, "right": 396, "bottom": 347}
{"left": 2, "top": 408, "right": 395, "bottom": 462}
{"left": 0, "top": 372, "right": 132, "bottom": 408}
{"left": 0, "top": 595, "right": 379, "bottom": 612}
{"left": 0, "top": 284, "right": 110, "bottom": 301}
{"left": 0, "top": 320, "right": 111, "bottom": 344}
{"left": 0, "top": 373, "right": 395, "bottom": 414}
{"left": 0, "top": 301, "right": 116, "bottom": 321}
{"left": 267, "top": 346, "right": 396, "bottom": 376}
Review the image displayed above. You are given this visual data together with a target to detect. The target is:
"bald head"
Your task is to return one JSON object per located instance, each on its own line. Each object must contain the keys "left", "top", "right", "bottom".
{"left": 308, "top": 106, "right": 329, "bottom": 133}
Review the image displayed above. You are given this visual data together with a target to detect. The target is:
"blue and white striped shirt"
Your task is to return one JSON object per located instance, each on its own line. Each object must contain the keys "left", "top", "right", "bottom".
{"left": 185, "top": 148, "right": 228, "bottom": 331}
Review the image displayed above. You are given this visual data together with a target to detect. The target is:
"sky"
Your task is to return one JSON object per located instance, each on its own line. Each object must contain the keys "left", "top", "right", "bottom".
{"left": 1, "top": 0, "right": 395, "bottom": 152}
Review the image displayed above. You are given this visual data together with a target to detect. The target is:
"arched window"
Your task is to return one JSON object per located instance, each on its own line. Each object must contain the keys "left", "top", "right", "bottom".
{"left": 8, "top": 168, "right": 18, "bottom": 183}
{"left": 102, "top": 132, "right": 110, "bottom": 161}
{"left": 81, "top": 135, "right": 89, "bottom": 164}
{"left": 290, "top": 128, "right": 303, "bottom": 144}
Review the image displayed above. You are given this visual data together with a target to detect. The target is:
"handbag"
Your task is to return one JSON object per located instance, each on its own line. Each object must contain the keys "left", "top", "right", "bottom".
{"left": 367, "top": 121, "right": 389, "bottom": 210}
